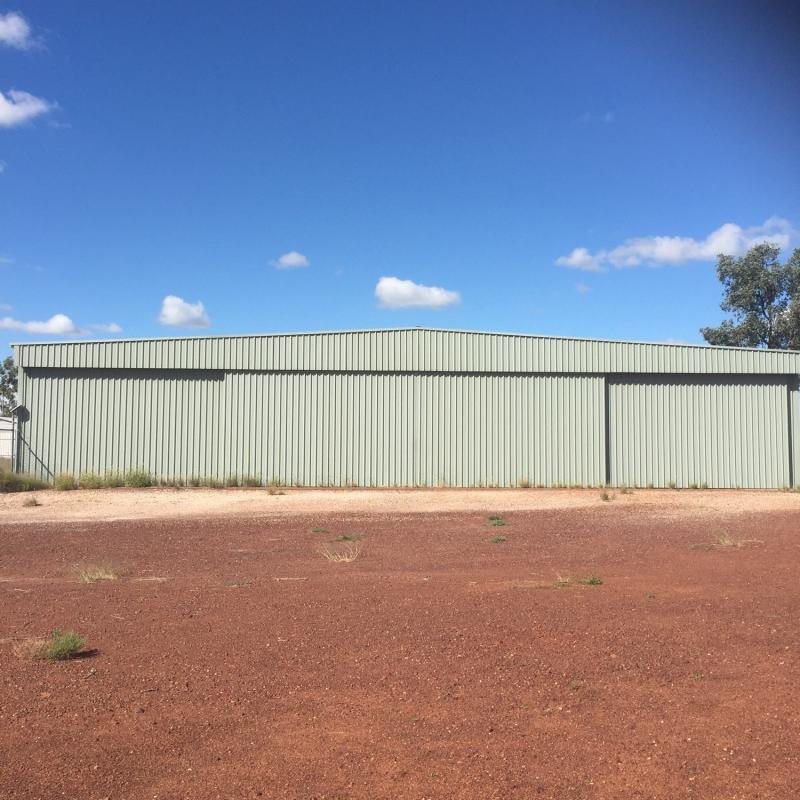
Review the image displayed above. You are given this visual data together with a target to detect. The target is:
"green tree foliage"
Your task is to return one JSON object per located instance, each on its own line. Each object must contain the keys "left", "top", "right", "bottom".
{"left": 0, "top": 356, "right": 17, "bottom": 415}
{"left": 701, "top": 244, "right": 800, "bottom": 350}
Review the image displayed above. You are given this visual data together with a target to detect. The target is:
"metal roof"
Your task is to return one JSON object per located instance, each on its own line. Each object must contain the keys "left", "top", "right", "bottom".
{"left": 13, "top": 327, "right": 800, "bottom": 375}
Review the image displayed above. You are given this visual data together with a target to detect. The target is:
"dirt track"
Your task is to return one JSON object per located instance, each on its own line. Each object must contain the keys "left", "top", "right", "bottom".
{"left": 1, "top": 490, "right": 799, "bottom": 798}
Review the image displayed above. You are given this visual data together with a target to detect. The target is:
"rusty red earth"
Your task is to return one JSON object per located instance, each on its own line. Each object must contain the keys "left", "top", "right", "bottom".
{"left": 1, "top": 496, "right": 799, "bottom": 798}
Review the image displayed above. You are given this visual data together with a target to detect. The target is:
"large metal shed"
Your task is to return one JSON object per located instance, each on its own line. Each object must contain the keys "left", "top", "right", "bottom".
{"left": 12, "top": 328, "right": 800, "bottom": 488}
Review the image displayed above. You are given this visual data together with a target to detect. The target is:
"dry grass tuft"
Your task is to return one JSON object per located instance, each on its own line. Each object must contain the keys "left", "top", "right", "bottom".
{"left": 317, "top": 541, "right": 362, "bottom": 563}
{"left": 553, "top": 573, "right": 573, "bottom": 588}
{"left": 22, "top": 496, "right": 41, "bottom": 507}
{"left": 714, "top": 533, "right": 762, "bottom": 549}
{"left": 77, "top": 565, "right": 120, "bottom": 583}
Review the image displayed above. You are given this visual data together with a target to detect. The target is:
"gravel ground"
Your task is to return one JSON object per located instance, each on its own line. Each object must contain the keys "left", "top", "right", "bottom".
{"left": 3, "top": 485, "right": 800, "bottom": 524}
{"left": 1, "top": 495, "right": 799, "bottom": 798}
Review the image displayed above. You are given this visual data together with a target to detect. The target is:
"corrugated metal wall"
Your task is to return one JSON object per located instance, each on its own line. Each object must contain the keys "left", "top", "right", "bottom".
{"left": 15, "top": 328, "right": 800, "bottom": 375}
{"left": 16, "top": 369, "right": 605, "bottom": 486}
{"left": 608, "top": 376, "right": 792, "bottom": 488}
{"left": 13, "top": 330, "right": 800, "bottom": 488}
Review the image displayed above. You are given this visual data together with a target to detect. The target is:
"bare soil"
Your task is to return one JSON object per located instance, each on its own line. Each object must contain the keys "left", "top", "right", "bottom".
{"left": 1, "top": 489, "right": 799, "bottom": 798}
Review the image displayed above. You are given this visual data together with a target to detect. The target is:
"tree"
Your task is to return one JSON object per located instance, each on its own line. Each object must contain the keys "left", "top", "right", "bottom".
{"left": 0, "top": 356, "right": 17, "bottom": 415}
{"left": 701, "top": 244, "right": 800, "bottom": 349}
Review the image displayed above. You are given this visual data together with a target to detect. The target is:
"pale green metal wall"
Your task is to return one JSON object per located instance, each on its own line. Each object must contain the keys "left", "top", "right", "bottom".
{"left": 16, "top": 369, "right": 604, "bottom": 486}
{"left": 608, "top": 376, "right": 792, "bottom": 488}
{"left": 13, "top": 329, "right": 800, "bottom": 488}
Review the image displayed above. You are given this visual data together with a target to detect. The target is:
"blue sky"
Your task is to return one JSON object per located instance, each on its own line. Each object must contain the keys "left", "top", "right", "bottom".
{"left": 1, "top": 1, "right": 799, "bottom": 353}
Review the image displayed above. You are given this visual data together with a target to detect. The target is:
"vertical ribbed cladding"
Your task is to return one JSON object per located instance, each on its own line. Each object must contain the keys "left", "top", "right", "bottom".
{"left": 15, "top": 368, "right": 605, "bottom": 486}
{"left": 608, "top": 375, "right": 792, "bottom": 488}
{"left": 13, "top": 329, "right": 800, "bottom": 373}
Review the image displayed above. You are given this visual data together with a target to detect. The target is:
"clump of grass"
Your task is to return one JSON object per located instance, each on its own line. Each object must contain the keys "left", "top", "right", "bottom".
{"left": 33, "top": 629, "right": 86, "bottom": 661}
{"left": 242, "top": 475, "right": 262, "bottom": 487}
{"left": 619, "top": 485, "right": 634, "bottom": 495}
{"left": 311, "top": 527, "right": 328, "bottom": 534}
{"left": 553, "top": 573, "right": 573, "bottom": 588}
{"left": 714, "top": 533, "right": 761, "bottom": 549}
{"left": 77, "top": 565, "right": 119, "bottom": 583}
{"left": 335, "top": 533, "right": 362, "bottom": 542}
{"left": 490, "top": 535, "right": 507, "bottom": 544}
{"left": 488, "top": 516, "right": 506, "bottom": 527}
{"left": 103, "top": 472, "right": 125, "bottom": 488}
{"left": 224, "top": 475, "right": 240, "bottom": 488}
{"left": 78, "top": 472, "right": 105, "bottom": 489}
{"left": 517, "top": 477, "right": 531, "bottom": 489}
{"left": 268, "top": 487, "right": 285, "bottom": 496}
{"left": 600, "top": 491, "right": 614, "bottom": 502}
{"left": 579, "top": 574, "right": 603, "bottom": 586}
{"left": 691, "top": 672, "right": 704, "bottom": 681}
{"left": 667, "top": 480, "right": 678, "bottom": 489}
{"left": 22, "top": 495, "right": 41, "bottom": 507}
{"left": 0, "top": 472, "right": 48, "bottom": 493}
{"left": 54, "top": 473, "right": 78, "bottom": 491}
{"left": 317, "top": 541, "right": 362, "bottom": 563}
{"left": 124, "top": 469, "right": 152, "bottom": 488}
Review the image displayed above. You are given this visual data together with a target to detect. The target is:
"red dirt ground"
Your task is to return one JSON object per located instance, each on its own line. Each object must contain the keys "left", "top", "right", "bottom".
{"left": 1, "top": 498, "right": 799, "bottom": 799}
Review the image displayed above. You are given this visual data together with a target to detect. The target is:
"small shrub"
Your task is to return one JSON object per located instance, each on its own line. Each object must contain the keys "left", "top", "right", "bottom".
{"left": 0, "top": 472, "right": 48, "bottom": 493}
{"left": 78, "top": 565, "right": 119, "bottom": 583}
{"left": 335, "top": 533, "right": 362, "bottom": 542}
{"left": 268, "top": 487, "right": 285, "bottom": 496}
{"left": 600, "top": 491, "right": 613, "bottom": 502}
{"left": 579, "top": 575, "right": 603, "bottom": 586}
{"left": 78, "top": 472, "right": 105, "bottom": 489}
{"left": 317, "top": 541, "right": 362, "bottom": 563}
{"left": 54, "top": 473, "right": 78, "bottom": 491}
{"left": 619, "top": 485, "right": 634, "bottom": 495}
{"left": 488, "top": 516, "right": 506, "bottom": 527}
{"left": 242, "top": 475, "right": 262, "bottom": 487}
{"left": 667, "top": 481, "right": 678, "bottom": 489}
{"left": 34, "top": 629, "right": 86, "bottom": 661}
{"left": 199, "top": 476, "right": 223, "bottom": 488}
{"left": 103, "top": 472, "right": 125, "bottom": 488}
{"left": 124, "top": 469, "right": 152, "bottom": 488}
{"left": 22, "top": 495, "right": 41, "bottom": 507}
{"left": 490, "top": 535, "right": 507, "bottom": 544}
{"left": 517, "top": 477, "right": 531, "bottom": 489}
{"left": 224, "top": 475, "right": 240, "bottom": 488}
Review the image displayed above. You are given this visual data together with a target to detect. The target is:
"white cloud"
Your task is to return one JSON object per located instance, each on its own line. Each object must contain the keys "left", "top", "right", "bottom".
{"left": 375, "top": 276, "right": 461, "bottom": 309}
{"left": 272, "top": 251, "right": 310, "bottom": 269}
{"left": 556, "top": 217, "right": 798, "bottom": 272}
{"left": 556, "top": 247, "right": 604, "bottom": 272}
{"left": 158, "top": 295, "right": 210, "bottom": 328}
{"left": 575, "top": 282, "right": 590, "bottom": 295}
{"left": 0, "top": 12, "right": 34, "bottom": 50}
{"left": 0, "top": 313, "right": 83, "bottom": 336}
{"left": 89, "top": 323, "right": 123, "bottom": 334}
{"left": 0, "top": 89, "right": 54, "bottom": 127}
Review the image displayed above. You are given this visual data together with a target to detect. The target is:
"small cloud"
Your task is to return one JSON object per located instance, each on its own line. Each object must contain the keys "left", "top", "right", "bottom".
{"left": 0, "top": 89, "right": 55, "bottom": 128}
{"left": 158, "top": 295, "right": 210, "bottom": 328}
{"left": 89, "top": 323, "right": 123, "bottom": 334}
{"left": 0, "top": 11, "right": 36, "bottom": 50}
{"left": 375, "top": 276, "right": 461, "bottom": 309}
{"left": 575, "top": 282, "right": 590, "bottom": 295}
{"left": 602, "top": 111, "right": 614, "bottom": 124}
{"left": 272, "top": 250, "right": 310, "bottom": 269}
{"left": 0, "top": 313, "right": 84, "bottom": 336}
{"left": 0, "top": 160, "right": 6, "bottom": 174}
{"left": 556, "top": 248, "right": 605, "bottom": 272}
{"left": 556, "top": 217, "right": 798, "bottom": 272}
{"left": 0, "top": 255, "right": 13, "bottom": 265}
